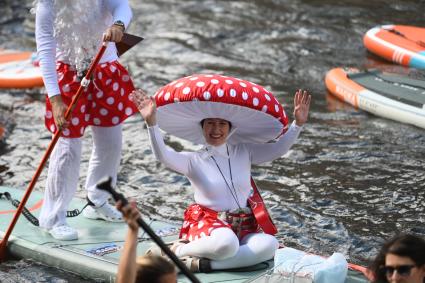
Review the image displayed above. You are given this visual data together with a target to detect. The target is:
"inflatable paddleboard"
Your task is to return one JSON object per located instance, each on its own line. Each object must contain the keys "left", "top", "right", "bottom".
{"left": 0, "top": 49, "right": 43, "bottom": 89}
{"left": 0, "top": 186, "right": 369, "bottom": 282}
{"left": 325, "top": 67, "right": 425, "bottom": 129}
{"left": 363, "top": 25, "right": 425, "bottom": 68}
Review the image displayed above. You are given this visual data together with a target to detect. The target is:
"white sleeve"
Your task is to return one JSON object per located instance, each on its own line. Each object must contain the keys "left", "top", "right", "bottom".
{"left": 248, "top": 121, "right": 303, "bottom": 165}
{"left": 35, "top": 1, "right": 60, "bottom": 98}
{"left": 147, "top": 125, "right": 191, "bottom": 175}
{"left": 105, "top": 0, "right": 132, "bottom": 29}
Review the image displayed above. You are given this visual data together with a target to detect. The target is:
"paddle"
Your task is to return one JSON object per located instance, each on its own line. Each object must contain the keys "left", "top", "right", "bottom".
{"left": 384, "top": 28, "right": 425, "bottom": 48}
{"left": 0, "top": 42, "right": 108, "bottom": 261}
{"left": 96, "top": 177, "right": 201, "bottom": 283}
{"left": 116, "top": 33, "right": 144, "bottom": 57}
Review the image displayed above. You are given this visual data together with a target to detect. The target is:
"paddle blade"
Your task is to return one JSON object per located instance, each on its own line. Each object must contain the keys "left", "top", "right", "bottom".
{"left": 116, "top": 33, "right": 144, "bottom": 56}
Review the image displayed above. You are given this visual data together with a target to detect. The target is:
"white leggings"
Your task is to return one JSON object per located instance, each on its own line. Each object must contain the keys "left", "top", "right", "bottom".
{"left": 39, "top": 125, "right": 122, "bottom": 229}
{"left": 176, "top": 227, "right": 279, "bottom": 270}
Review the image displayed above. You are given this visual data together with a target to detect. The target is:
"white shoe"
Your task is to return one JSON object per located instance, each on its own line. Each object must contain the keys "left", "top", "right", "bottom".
{"left": 82, "top": 202, "right": 124, "bottom": 222}
{"left": 49, "top": 225, "right": 78, "bottom": 241}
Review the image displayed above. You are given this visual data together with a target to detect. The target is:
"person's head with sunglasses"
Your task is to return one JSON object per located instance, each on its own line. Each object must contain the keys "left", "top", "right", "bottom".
{"left": 370, "top": 234, "right": 425, "bottom": 283}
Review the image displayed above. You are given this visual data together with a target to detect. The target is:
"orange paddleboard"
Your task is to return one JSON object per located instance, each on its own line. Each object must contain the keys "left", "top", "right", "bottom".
{"left": 0, "top": 49, "right": 44, "bottom": 89}
{"left": 364, "top": 25, "right": 425, "bottom": 68}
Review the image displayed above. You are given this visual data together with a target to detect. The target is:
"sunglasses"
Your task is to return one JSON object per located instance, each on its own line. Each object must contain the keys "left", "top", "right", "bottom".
{"left": 382, "top": 265, "right": 416, "bottom": 277}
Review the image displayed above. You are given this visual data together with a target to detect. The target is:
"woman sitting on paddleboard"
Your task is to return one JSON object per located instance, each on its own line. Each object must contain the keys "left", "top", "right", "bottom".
{"left": 131, "top": 74, "right": 311, "bottom": 272}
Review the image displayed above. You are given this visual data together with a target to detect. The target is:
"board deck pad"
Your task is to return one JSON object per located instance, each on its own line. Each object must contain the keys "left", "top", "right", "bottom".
{"left": 348, "top": 69, "right": 425, "bottom": 108}
{"left": 0, "top": 186, "right": 368, "bottom": 282}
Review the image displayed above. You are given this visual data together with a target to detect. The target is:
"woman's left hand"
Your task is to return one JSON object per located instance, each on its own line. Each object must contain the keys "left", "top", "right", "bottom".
{"left": 293, "top": 89, "right": 311, "bottom": 127}
{"left": 103, "top": 25, "right": 124, "bottom": 42}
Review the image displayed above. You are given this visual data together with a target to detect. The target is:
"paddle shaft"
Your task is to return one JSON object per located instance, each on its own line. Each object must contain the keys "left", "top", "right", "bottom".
{"left": 0, "top": 43, "right": 107, "bottom": 261}
{"left": 96, "top": 178, "right": 201, "bottom": 283}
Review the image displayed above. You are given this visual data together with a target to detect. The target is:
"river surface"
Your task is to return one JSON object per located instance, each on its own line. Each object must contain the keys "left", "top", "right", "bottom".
{"left": 1, "top": 0, "right": 425, "bottom": 282}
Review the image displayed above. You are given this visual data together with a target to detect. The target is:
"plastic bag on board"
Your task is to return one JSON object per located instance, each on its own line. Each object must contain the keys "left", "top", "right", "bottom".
{"left": 273, "top": 247, "right": 348, "bottom": 283}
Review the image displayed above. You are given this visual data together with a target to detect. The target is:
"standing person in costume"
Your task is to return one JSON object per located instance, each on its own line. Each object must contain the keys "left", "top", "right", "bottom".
{"left": 370, "top": 234, "right": 425, "bottom": 283}
{"left": 130, "top": 74, "right": 311, "bottom": 272}
{"left": 35, "top": 0, "right": 138, "bottom": 240}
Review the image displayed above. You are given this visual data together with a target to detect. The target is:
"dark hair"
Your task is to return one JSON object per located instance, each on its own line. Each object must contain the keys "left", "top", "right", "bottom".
{"left": 135, "top": 255, "right": 175, "bottom": 283}
{"left": 370, "top": 234, "right": 425, "bottom": 283}
{"left": 200, "top": 118, "right": 232, "bottom": 129}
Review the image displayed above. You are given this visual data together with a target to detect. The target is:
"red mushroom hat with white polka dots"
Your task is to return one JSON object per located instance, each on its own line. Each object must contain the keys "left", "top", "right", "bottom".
{"left": 154, "top": 74, "right": 289, "bottom": 145}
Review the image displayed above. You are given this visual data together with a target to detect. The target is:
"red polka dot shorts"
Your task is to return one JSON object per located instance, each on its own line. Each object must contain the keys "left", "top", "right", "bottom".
{"left": 180, "top": 204, "right": 260, "bottom": 242}
{"left": 45, "top": 61, "right": 137, "bottom": 138}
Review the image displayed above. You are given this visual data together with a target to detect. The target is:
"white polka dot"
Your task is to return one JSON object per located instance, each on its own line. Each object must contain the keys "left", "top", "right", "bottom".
{"left": 265, "top": 94, "right": 271, "bottom": 101}
{"left": 85, "top": 114, "right": 90, "bottom": 122}
{"left": 120, "top": 88, "right": 125, "bottom": 96}
{"left": 45, "top": 111, "right": 53, "bottom": 119}
{"left": 80, "top": 105, "right": 86, "bottom": 113}
{"left": 101, "top": 63, "right": 107, "bottom": 68}
{"left": 203, "top": 91, "right": 211, "bottom": 100}
{"left": 50, "top": 124, "right": 56, "bottom": 132}
{"left": 212, "top": 223, "right": 222, "bottom": 226}
{"left": 62, "top": 128, "right": 70, "bottom": 136}
{"left": 275, "top": 104, "right": 279, "bottom": 112}
{"left": 62, "top": 84, "right": 70, "bottom": 93}
{"left": 175, "top": 82, "right": 184, "bottom": 88}
{"left": 183, "top": 221, "right": 190, "bottom": 228}
{"left": 253, "top": 97, "right": 259, "bottom": 106}
{"left": 242, "top": 92, "right": 248, "bottom": 100}
{"left": 109, "top": 65, "right": 117, "bottom": 73}
{"left": 80, "top": 127, "right": 85, "bottom": 135}
{"left": 211, "top": 79, "right": 219, "bottom": 84}
{"left": 118, "top": 102, "right": 123, "bottom": 111}
{"left": 113, "top": 82, "right": 119, "bottom": 91}
{"left": 225, "top": 79, "right": 233, "bottom": 85}
{"left": 198, "top": 221, "right": 204, "bottom": 229}
{"left": 100, "top": 108, "right": 108, "bottom": 116}
{"left": 93, "top": 118, "right": 101, "bottom": 125}
{"left": 164, "top": 92, "right": 171, "bottom": 101}
{"left": 217, "top": 88, "right": 224, "bottom": 97}
{"left": 189, "top": 235, "right": 193, "bottom": 242}
{"left": 112, "top": 116, "right": 119, "bottom": 124}
{"left": 125, "top": 107, "right": 133, "bottom": 116}
{"left": 92, "top": 102, "right": 97, "bottom": 108}
{"left": 189, "top": 77, "right": 199, "bottom": 81}
{"left": 205, "top": 75, "right": 214, "bottom": 78}
{"left": 196, "top": 81, "right": 205, "bottom": 87}
{"left": 122, "top": 75, "right": 130, "bottom": 82}
{"left": 262, "top": 105, "right": 268, "bottom": 112}
{"left": 106, "top": 79, "right": 112, "bottom": 85}
{"left": 157, "top": 90, "right": 164, "bottom": 98}
{"left": 182, "top": 87, "right": 191, "bottom": 95}
{"left": 239, "top": 82, "right": 247, "bottom": 87}
{"left": 253, "top": 86, "right": 260, "bottom": 93}
{"left": 107, "top": 97, "right": 115, "bottom": 105}
{"left": 96, "top": 91, "right": 104, "bottom": 98}
{"left": 71, "top": 117, "right": 79, "bottom": 126}
{"left": 230, "top": 89, "right": 237, "bottom": 97}
{"left": 97, "top": 72, "right": 103, "bottom": 80}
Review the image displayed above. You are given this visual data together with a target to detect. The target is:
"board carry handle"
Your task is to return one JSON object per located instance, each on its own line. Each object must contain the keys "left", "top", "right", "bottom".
{"left": 0, "top": 42, "right": 108, "bottom": 261}
{"left": 96, "top": 177, "right": 201, "bottom": 283}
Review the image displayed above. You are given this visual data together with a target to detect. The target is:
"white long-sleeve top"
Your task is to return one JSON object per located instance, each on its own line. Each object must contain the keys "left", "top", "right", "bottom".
{"left": 35, "top": 0, "right": 132, "bottom": 97}
{"left": 148, "top": 122, "right": 302, "bottom": 212}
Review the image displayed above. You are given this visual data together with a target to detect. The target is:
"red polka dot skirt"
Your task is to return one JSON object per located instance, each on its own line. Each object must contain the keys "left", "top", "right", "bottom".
{"left": 45, "top": 61, "right": 137, "bottom": 138}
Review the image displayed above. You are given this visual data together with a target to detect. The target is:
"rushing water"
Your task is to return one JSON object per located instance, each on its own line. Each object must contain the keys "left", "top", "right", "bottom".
{"left": 1, "top": 0, "right": 425, "bottom": 281}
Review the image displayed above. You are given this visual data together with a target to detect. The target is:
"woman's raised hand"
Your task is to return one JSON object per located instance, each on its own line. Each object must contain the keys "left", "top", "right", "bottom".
{"left": 293, "top": 89, "right": 311, "bottom": 127}
{"left": 130, "top": 89, "right": 157, "bottom": 126}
